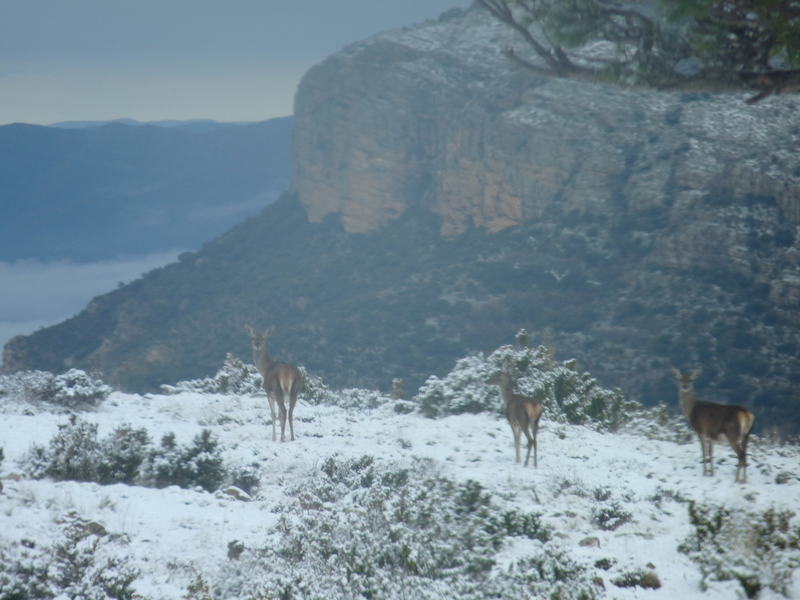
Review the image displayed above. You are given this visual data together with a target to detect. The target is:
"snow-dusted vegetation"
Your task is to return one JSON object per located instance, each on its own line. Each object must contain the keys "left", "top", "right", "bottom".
{"left": 1, "top": 340, "right": 799, "bottom": 599}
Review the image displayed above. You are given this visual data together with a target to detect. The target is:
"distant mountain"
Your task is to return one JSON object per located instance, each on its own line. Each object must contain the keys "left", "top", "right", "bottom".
{"left": 48, "top": 118, "right": 254, "bottom": 132}
{"left": 0, "top": 117, "right": 293, "bottom": 262}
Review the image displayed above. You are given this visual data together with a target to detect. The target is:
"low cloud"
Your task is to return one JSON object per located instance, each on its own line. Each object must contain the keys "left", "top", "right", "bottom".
{"left": 0, "top": 250, "right": 183, "bottom": 349}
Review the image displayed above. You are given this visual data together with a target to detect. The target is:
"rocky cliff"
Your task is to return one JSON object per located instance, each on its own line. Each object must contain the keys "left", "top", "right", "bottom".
{"left": 292, "top": 6, "right": 800, "bottom": 299}
{"left": 289, "top": 5, "right": 800, "bottom": 429}
{"left": 4, "top": 5, "right": 800, "bottom": 433}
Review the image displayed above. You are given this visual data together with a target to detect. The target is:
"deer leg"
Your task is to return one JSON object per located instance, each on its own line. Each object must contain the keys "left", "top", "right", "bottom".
{"left": 708, "top": 440, "right": 715, "bottom": 476}
{"left": 699, "top": 438, "right": 708, "bottom": 475}
{"left": 267, "top": 394, "right": 278, "bottom": 442}
{"left": 728, "top": 435, "right": 747, "bottom": 483}
{"left": 740, "top": 433, "right": 750, "bottom": 483}
{"left": 278, "top": 400, "right": 288, "bottom": 442}
{"left": 532, "top": 417, "right": 540, "bottom": 468}
{"left": 287, "top": 394, "right": 296, "bottom": 442}
{"left": 512, "top": 425, "right": 522, "bottom": 463}
{"left": 522, "top": 427, "right": 534, "bottom": 467}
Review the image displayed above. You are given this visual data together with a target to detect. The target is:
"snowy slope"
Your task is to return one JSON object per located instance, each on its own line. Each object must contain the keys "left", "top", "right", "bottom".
{"left": 1, "top": 368, "right": 799, "bottom": 599}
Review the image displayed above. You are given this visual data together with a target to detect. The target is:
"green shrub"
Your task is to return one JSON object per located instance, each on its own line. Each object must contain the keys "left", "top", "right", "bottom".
{"left": 144, "top": 429, "right": 226, "bottom": 492}
{"left": 214, "top": 456, "right": 593, "bottom": 600}
{"left": 612, "top": 569, "right": 661, "bottom": 589}
{"left": 592, "top": 502, "right": 632, "bottom": 531}
{"left": 0, "top": 514, "right": 139, "bottom": 600}
{"left": 97, "top": 425, "right": 151, "bottom": 485}
{"left": 679, "top": 502, "right": 800, "bottom": 598}
{"left": 414, "top": 337, "right": 641, "bottom": 430}
{"left": 27, "top": 417, "right": 150, "bottom": 486}
{"left": 28, "top": 415, "right": 101, "bottom": 482}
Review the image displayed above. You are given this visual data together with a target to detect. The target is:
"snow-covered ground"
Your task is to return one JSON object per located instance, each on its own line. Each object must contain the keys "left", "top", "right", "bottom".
{"left": 1, "top": 365, "right": 799, "bottom": 599}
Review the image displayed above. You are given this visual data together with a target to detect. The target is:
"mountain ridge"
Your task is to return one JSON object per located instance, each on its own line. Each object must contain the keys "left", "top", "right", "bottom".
{"left": 0, "top": 117, "right": 293, "bottom": 262}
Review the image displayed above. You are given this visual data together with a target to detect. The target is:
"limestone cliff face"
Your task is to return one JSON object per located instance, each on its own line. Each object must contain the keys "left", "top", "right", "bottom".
{"left": 291, "top": 6, "right": 800, "bottom": 303}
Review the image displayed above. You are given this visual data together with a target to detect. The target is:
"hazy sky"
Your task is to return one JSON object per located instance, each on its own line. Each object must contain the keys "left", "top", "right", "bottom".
{"left": 0, "top": 0, "right": 469, "bottom": 125}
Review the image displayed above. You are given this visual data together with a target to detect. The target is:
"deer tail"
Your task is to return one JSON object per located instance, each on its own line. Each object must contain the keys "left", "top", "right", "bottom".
{"left": 525, "top": 403, "right": 544, "bottom": 421}
{"left": 739, "top": 410, "right": 755, "bottom": 438}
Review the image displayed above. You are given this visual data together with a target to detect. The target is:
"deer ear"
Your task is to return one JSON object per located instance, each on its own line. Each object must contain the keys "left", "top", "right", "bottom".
{"left": 670, "top": 367, "right": 681, "bottom": 379}
{"left": 265, "top": 325, "right": 275, "bottom": 337}
{"left": 690, "top": 367, "right": 702, "bottom": 379}
{"left": 245, "top": 324, "right": 254, "bottom": 336}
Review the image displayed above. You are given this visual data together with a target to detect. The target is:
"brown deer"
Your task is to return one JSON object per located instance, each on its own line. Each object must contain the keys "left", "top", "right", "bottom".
{"left": 487, "top": 361, "right": 544, "bottom": 467}
{"left": 245, "top": 325, "right": 304, "bottom": 442}
{"left": 671, "top": 367, "right": 755, "bottom": 483}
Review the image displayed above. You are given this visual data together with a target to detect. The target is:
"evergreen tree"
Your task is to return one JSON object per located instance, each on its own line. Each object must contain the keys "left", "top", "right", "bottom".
{"left": 479, "top": 0, "right": 800, "bottom": 102}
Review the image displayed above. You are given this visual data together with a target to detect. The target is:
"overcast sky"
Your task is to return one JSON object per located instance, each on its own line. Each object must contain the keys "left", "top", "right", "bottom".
{"left": 0, "top": 0, "right": 471, "bottom": 353}
{"left": 0, "top": 0, "right": 469, "bottom": 125}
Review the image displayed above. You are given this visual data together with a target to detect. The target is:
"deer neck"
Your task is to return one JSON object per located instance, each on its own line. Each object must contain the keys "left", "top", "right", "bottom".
{"left": 252, "top": 346, "right": 274, "bottom": 377}
{"left": 498, "top": 377, "right": 515, "bottom": 405}
{"left": 677, "top": 385, "right": 697, "bottom": 421}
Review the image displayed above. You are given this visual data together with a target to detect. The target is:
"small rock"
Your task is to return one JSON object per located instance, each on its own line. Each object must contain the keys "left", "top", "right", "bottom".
{"left": 776, "top": 472, "right": 795, "bottom": 484}
{"left": 592, "top": 576, "right": 605, "bottom": 590}
{"left": 219, "top": 486, "right": 252, "bottom": 502}
{"left": 646, "top": 562, "right": 656, "bottom": 569}
{"left": 579, "top": 537, "right": 601, "bottom": 547}
{"left": 84, "top": 522, "right": 107, "bottom": 536}
{"left": 228, "top": 540, "right": 245, "bottom": 560}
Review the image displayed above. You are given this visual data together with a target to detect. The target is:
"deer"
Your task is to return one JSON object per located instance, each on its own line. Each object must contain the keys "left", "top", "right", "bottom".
{"left": 487, "top": 361, "right": 545, "bottom": 467}
{"left": 245, "top": 324, "right": 304, "bottom": 442}
{"left": 671, "top": 367, "right": 755, "bottom": 483}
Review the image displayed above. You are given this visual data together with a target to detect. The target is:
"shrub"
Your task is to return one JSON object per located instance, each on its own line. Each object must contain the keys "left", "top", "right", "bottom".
{"left": 27, "top": 417, "right": 149, "bottom": 486}
{"left": 26, "top": 417, "right": 227, "bottom": 492}
{"left": 28, "top": 415, "right": 101, "bottom": 482}
{"left": 161, "top": 353, "right": 262, "bottom": 395}
{"left": 214, "top": 456, "right": 593, "bottom": 600}
{"left": 97, "top": 425, "right": 151, "bottom": 485}
{"left": 49, "top": 369, "right": 113, "bottom": 406}
{"left": 228, "top": 463, "right": 262, "bottom": 497}
{"left": 612, "top": 569, "right": 661, "bottom": 589}
{"left": 143, "top": 429, "right": 226, "bottom": 492}
{"left": 0, "top": 514, "right": 139, "bottom": 600}
{"left": 0, "top": 369, "right": 111, "bottom": 407}
{"left": 415, "top": 338, "right": 640, "bottom": 430}
{"left": 592, "top": 502, "right": 633, "bottom": 531}
{"left": 679, "top": 502, "right": 800, "bottom": 598}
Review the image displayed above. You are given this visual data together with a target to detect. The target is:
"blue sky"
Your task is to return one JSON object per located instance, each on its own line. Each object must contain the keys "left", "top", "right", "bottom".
{"left": 0, "top": 0, "right": 469, "bottom": 125}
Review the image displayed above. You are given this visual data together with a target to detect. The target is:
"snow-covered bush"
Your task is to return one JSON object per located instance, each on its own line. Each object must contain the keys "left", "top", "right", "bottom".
{"left": 161, "top": 353, "right": 263, "bottom": 395}
{"left": 142, "top": 429, "right": 226, "bottom": 492}
{"left": 416, "top": 340, "right": 640, "bottom": 431}
{"left": 623, "top": 401, "right": 694, "bottom": 444}
{"left": 679, "top": 502, "right": 800, "bottom": 598}
{"left": 228, "top": 462, "right": 262, "bottom": 497}
{"left": 0, "top": 369, "right": 111, "bottom": 407}
{"left": 27, "top": 415, "right": 102, "bottom": 482}
{"left": 0, "top": 514, "right": 139, "bottom": 600}
{"left": 416, "top": 354, "right": 499, "bottom": 418}
{"left": 0, "top": 370, "right": 54, "bottom": 402}
{"left": 51, "top": 369, "right": 113, "bottom": 406}
{"left": 212, "top": 455, "right": 603, "bottom": 600}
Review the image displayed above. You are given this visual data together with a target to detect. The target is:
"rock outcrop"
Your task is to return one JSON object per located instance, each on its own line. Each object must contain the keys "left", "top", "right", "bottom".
{"left": 292, "top": 6, "right": 800, "bottom": 303}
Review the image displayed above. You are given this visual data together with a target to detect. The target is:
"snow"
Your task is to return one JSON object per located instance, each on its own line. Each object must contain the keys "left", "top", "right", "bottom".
{"left": 1, "top": 363, "right": 799, "bottom": 599}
